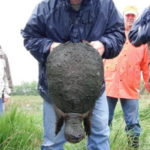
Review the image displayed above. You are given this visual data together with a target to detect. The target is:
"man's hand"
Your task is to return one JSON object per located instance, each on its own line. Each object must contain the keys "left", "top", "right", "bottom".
{"left": 89, "top": 41, "right": 105, "bottom": 56}
{"left": 145, "top": 79, "right": 150, "bottom": 92}
{"left": 145, "top": 83, "right": 150, "bottom": 92}
{"left": 4, "top": 97, "right": 10, "bottom": 102}
{"left": 50, "top": 42, "right": 61, "bottom": 52}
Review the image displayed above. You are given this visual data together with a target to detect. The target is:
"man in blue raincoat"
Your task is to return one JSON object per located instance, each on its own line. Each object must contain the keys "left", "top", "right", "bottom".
{"left": 21, "top": 0, "right": 125, "bottom": 150}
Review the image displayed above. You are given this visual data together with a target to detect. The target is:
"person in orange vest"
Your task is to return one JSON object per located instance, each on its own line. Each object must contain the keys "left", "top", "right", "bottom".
{"left": 104, "top": 6, "right": 150, "bottom": 149}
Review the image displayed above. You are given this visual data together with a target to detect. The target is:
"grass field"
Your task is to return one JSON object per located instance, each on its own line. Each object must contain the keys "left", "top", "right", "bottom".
{"left": 0, "top": 94, "right": 149, "bottom": 150}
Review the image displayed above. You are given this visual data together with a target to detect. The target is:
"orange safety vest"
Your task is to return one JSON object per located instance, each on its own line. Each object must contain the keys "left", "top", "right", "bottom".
{"left": 104, "top": 40, "right": 150, "bottom": 99}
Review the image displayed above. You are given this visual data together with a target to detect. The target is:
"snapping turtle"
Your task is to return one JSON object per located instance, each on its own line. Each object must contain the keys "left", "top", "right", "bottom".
{"left": 46, "top": 42, "right": 104, "bottom": 143}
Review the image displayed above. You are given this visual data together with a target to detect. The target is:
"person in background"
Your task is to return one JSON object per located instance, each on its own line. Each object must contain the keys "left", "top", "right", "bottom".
{"left": 129, "top": 6, "right": 150, "bottom": 95}
{"left": 21, "top": 0, "right": 125, "bottom": 150}
{"left": 104, "top": 6, "right": 150, "bottom": 149}
{"left": 0, "top": 45, "right": 13, "bottom": 114}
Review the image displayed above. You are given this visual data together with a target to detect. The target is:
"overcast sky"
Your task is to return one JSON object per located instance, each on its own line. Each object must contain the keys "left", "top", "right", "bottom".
{"left": 0, "top": 0, "right": 149, "bottom": 85}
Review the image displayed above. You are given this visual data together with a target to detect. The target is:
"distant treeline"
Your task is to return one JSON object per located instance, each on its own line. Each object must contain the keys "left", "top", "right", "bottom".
{"left": 12, "top": 81, "right": 39, "bottom": 95}
{"left": 11, "top": 81, "right": 148, "bottom": 96}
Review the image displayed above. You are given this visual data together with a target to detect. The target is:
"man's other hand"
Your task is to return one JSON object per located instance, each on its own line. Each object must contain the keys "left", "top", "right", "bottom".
{"left": 50, "top": 42, "right": 61, "bottom": 52}
{"left": 89, "top": 41, "right": 105, "bottom": 56}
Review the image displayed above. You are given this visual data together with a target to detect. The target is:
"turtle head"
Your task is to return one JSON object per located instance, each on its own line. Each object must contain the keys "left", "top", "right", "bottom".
{"left": 55, "top": 106, "right": 91, "bottom": 143}
{"left": 64, "top": 113, "right": 85, "bottom": 143}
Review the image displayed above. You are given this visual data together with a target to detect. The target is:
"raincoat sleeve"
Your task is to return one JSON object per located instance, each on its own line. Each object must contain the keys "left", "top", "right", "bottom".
{"left": 21, "top": 2, "right": 53, "bottom": 63}
{"left": 141, "top": 45, "right": 150, "bottom": 92}
{"left": 129, "top": 7, "right": 150, "bottom": 47}
{"left": 100, "top": 1, "right": 125, "bottom": 59}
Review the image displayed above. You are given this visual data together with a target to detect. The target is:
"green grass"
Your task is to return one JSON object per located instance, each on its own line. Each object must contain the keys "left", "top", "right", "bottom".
{"left": 0, "top": 107, "right": 42, "bottom": 150}
{"left": 0, "top": 95, "right": 149, "bottom": 150}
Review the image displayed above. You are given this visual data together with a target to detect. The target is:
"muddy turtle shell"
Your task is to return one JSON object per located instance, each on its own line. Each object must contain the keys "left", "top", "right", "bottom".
{"left": 46, "top": 42, "right": 104, "bottom": 114}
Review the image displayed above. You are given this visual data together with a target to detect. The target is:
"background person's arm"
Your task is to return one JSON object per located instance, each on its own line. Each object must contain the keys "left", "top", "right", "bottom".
{"left": 129, "top": 7, "right": 150, "bottom": 46}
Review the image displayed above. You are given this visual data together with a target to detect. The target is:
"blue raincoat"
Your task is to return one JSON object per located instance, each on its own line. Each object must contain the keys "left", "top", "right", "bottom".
{"left": 21, "top": 0, "right": 125, "bottom": 97}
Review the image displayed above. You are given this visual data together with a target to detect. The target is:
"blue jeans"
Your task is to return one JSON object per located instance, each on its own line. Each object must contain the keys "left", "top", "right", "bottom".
{"left": 0, "top": 98, "right": 4, "bottom": 114}
{"left": 41, "top": 92, "right": 110, "bottom": 150}
{"left": 107, "top": 97, "right": 141, "bottom": 137}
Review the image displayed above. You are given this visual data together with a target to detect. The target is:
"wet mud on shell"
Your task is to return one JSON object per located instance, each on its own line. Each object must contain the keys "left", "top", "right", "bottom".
{"left": 46, "top": 42, "right": 104, "bottom": 114}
